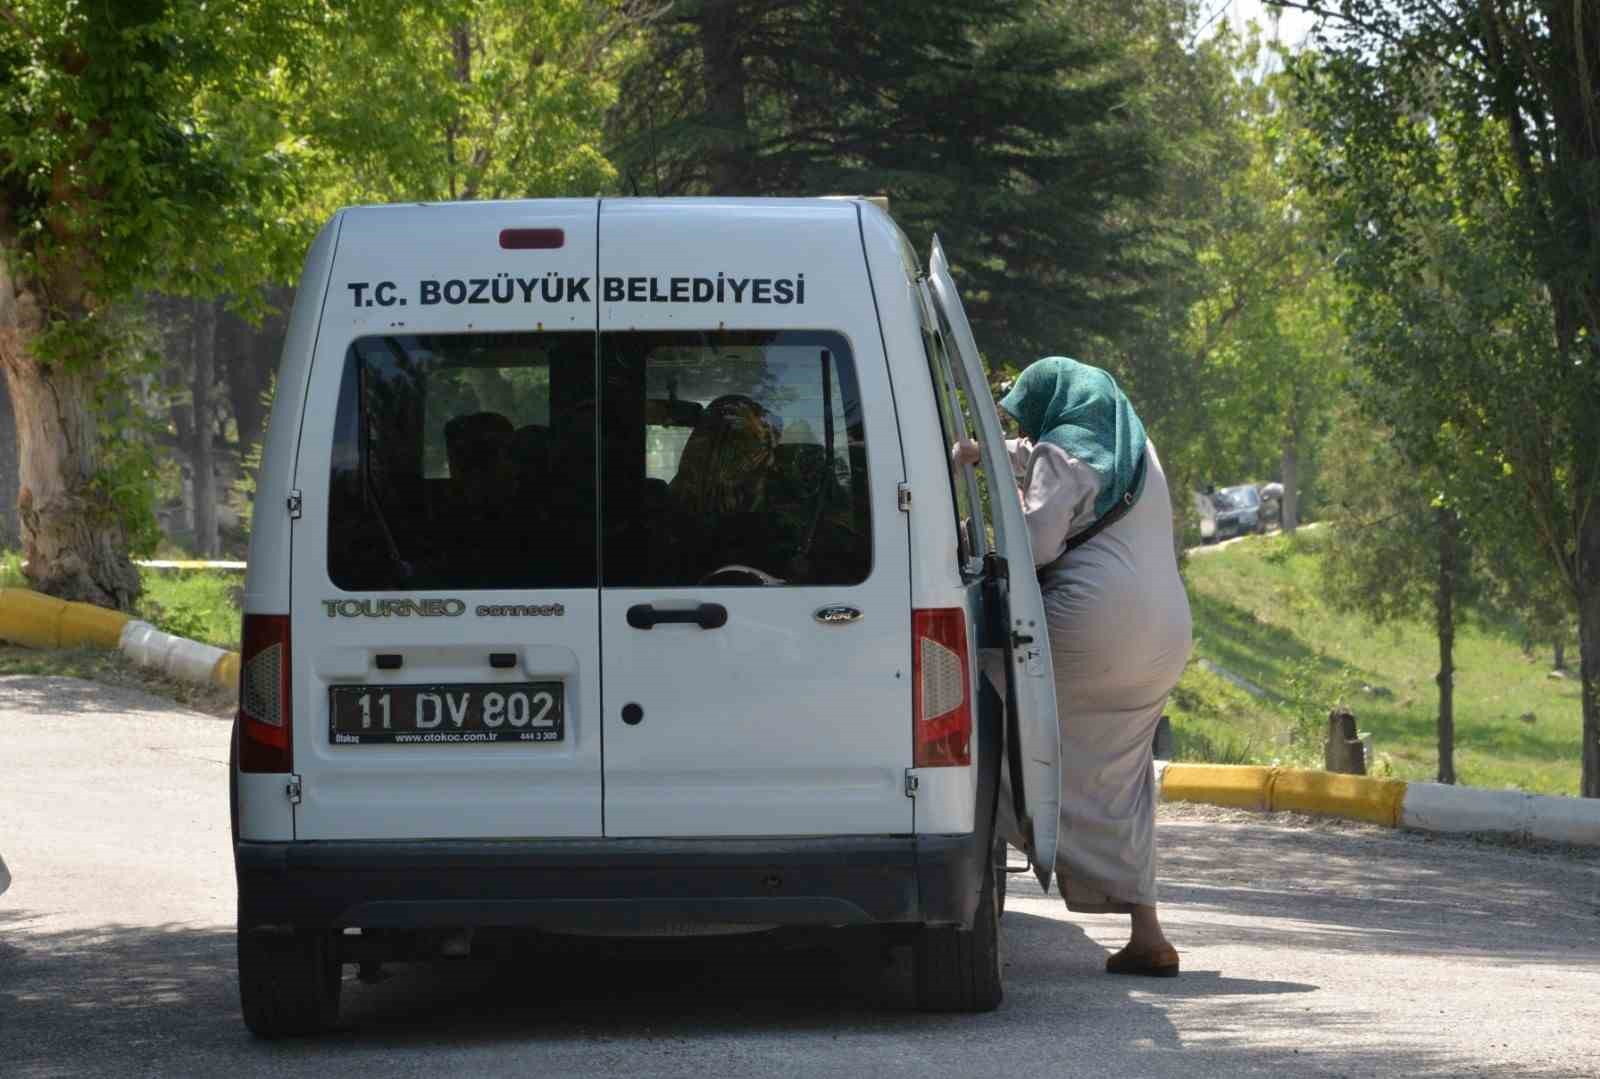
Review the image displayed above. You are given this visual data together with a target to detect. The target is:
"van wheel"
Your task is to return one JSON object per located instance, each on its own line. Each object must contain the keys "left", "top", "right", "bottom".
{"left": 914, "top": 856, "right": 1002, "bottom": 1012}
{"left": 238, "top": 923, "right": 342, "bottom": 1038}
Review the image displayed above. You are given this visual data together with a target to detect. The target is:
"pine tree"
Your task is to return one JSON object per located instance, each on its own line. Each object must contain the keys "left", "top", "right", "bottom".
{"left": 609, "top": 0, "right": 1166, "bottom": 361}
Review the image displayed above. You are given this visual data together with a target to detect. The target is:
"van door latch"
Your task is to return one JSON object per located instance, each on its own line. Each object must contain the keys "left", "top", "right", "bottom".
{"left": 285, "top": 775, "right": 303, "bottom": 804}
{"left": 897, "top": 484, "right": 912, "bottom": 513}
{"left": 286, "top": 490, "right": 303, "bottom": 519}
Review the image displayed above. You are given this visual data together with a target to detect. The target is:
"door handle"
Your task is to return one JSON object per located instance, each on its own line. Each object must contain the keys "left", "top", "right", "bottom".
{"left": 626, "top": 603, "right": 728, "bottom": 630}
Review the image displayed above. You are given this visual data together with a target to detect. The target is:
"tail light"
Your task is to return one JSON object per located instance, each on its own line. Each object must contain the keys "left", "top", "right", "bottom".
{"left": 913, "top": 608, "right": 972, "bottom": 767}
{"left": 238, "top": 614, "right": 292, "bottom": 773}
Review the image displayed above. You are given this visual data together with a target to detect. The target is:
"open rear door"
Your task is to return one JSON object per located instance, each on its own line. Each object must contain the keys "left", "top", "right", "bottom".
{"left": 927, "top": 236, "right": 1059, "bottom": 891}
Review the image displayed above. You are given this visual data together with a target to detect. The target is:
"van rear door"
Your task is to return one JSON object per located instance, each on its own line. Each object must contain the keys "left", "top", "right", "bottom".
{"left": 595, "top": 199, "right": 913, "bottom": 838}
{"left": 926, "top": 236, "right": 1060, "bottom": 889}
{"left": 289, "top": 200, "right": 603, "bottom": 840}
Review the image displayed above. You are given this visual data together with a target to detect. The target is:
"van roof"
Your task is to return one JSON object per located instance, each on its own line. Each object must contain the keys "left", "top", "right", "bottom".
{"left": 336, "top": 195, "right": 889, "bottom": 218}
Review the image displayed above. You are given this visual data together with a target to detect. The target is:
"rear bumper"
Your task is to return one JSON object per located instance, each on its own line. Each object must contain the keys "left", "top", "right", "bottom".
{"left": 235, "top": 834, "right": 987, "bottom": 932}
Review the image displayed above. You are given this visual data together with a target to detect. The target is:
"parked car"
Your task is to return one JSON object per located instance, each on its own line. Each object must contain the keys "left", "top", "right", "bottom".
{"left": 1211, "top": 484, "right": 1264, "bottom": 540}
{"left": 231, "top": 197, "right": 1063, "bottom": 1035}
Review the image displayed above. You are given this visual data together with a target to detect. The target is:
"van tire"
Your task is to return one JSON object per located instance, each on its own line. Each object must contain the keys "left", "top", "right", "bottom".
{"left": 914, "top": 856, "right": 1002, "bottom": 1012}
{"left": 238, "top": 923, "right": 343, "bottom": 1038}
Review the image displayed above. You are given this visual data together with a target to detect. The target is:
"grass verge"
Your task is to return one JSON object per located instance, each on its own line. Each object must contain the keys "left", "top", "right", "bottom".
{"left": 1172, "top": 529, "right": 1584, "bottom": 795}
{"left": 136, "top": 568, "right": 243, "bottom": 651}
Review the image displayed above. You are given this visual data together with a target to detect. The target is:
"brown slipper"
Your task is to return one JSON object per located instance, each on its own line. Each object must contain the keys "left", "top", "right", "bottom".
{"left": 1105, "top": 942, "right": 1180, "bottom": 977}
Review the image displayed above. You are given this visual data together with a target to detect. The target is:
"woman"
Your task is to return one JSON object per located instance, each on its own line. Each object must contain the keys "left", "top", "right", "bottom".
{"left": 958, "top": 356, "right": 1192, "bottom": 976}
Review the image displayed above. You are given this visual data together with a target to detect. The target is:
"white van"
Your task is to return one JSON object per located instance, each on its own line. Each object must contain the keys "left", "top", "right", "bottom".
{"left": 231, "top": 197, "right": 1059, "bottom": 1036}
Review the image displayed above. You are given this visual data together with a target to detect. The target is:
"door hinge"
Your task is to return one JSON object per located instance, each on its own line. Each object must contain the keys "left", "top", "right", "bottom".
{"left": 897, "top": 484, "right": 913, "bottom": 513}
{"left": 286, "top": 490, "right": 303, "bottom": 519}
{"left": 285, "top": 775, "right": 303, "bottom": 804}
{"left": 904, "top": 770, "right": 919, "bottom": 798}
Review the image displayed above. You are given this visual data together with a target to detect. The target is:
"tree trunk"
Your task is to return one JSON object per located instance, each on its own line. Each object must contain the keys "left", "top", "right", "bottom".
{"left": 1554, "top": 638, "right": 1566, "bottom": 671}
{"left": 1281, "top": 436, "right": 1299, "bottom": 533}
{"left": 219, "top": 293, "right": 285, "bottom": 451}
{"left": 0, "top": 256, "right": 140, "bottom": 608}
{"left": 190, "top": 298, "right": 218, "bottom": 557}
{"left": 1580, "top": 523, "right": 1600, "bottom": 798}
{"left": 0, "top": 371, "right": 18, "bottom": 548}
{"left": 1435, "top": 506, "right": 1457, "bottom": 785}
{"left": 159, "top": 297, "right": 196, "bottom": 535}
{"left": 700, "top": 0, "right": 749, "bottom": 193}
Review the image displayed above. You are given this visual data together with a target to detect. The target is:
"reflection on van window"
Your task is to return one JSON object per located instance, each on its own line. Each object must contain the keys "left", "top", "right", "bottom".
{"left": 601, "top": 331, "right": 871, "bottom": 587}
{"left": 327, "top": 332, "right": 597, "bottom": 591}
{"left": 921, "top": 327, "right": 977, "bottom": 569}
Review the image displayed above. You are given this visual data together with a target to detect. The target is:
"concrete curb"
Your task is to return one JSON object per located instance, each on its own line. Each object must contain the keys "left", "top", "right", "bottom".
{"left": 1154, "top": 760, "right": 1600, "bottom": 846}
{"left": 0, "top": 587, "right": 238, "bottom": 692}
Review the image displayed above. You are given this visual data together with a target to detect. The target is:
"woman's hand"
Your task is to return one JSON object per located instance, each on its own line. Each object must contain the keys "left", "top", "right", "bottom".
{"left": 951, "top": 439, "right": 982, "bottom": 467}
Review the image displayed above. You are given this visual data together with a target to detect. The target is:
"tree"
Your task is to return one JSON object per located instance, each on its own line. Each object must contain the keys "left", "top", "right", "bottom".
{"left": 1319, "top": 403, "right": 1485, "bottom": 784}
{"left": 1283, "top": 0, "right": 1600, "bottom": 796}
{"left": 609, "top": 0, "right": 1167, "bottom": 363}
{"left": 0, "top": 1, "right": 308, "bottom": 605}
{"left": 1053, "top": 17, "right": 1347, "bottom": 526}
{"left": 1171, "top": 43, "right": 1347, "bottom": 528}
{"left": 282, "top": 0, "right": 641, "bottom": 208}
{"left": 1476, "top": 522, "right": 1575, "bottom": 672}
{"left": 1039, "top": 3, "right": 1255, "bottom": 497}
{"left": 3, "top": 2, "right": 641, "bottom": 589}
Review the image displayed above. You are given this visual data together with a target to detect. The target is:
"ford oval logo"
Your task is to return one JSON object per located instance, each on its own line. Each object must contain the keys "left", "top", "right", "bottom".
{"left": 814, "top": 605, "right": 862, "bottom": 625}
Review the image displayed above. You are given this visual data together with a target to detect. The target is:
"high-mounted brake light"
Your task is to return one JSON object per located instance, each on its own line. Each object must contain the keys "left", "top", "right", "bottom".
{"left": 499, "top": 228, "right": 565, "bottom": 250}
{"left": 238, "top": 613, "right": 292, "bottom": 773}
{"left": 912, "top": 608, "right": 972, "bottom": 767}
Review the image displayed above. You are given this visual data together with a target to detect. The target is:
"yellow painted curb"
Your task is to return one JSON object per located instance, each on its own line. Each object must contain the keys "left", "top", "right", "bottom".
{"left": 57, "top": 602, "right": 132, "bottom": 649}
{"left": 0, "top": 587, "right": 70, "bottom": 649}
{"left": 1162, "top": 764, "right": 1276, "bottom": 811}
{"left": 212, "top": 651, "right": 240, "bottom": 691}
{"left": 2, "top": 588, "right": 236, "bottom": 698}
{"left": 1, "top": 587, "right": 134, "bottom": 650}
{"left": 1158, "top": 763, "right": 1411, "bottom": 828}
{"left": 1271, "top": 770, "right": 1408, "bottom": 828}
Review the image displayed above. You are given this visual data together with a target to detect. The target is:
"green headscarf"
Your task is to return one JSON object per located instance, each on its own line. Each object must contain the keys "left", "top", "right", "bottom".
{"left": 998, "top": 356, "right": 1148, "bottom": 520}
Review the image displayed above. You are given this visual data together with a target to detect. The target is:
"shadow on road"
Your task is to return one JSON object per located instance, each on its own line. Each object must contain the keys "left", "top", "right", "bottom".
{"left": 0, "top": 902, "right": 1515, "bottom": 1079}
{"left": 0, "top": 673, "right": 229, "bottom": 722}
{"left": 1157, "top": 821, "right": 1600, "bottom": 965}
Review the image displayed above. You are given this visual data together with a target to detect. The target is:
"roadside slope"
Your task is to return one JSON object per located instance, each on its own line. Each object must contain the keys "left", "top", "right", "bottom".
{"left": 1172, "top": 530, "right": 1584, "bottom": 794}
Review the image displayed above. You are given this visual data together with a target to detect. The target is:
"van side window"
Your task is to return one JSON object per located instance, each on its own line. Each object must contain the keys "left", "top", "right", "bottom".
{"left": 600, "top": 330, "right": 871, "bottom": 588}
{"left": 921, "top": 327, "right": 977, "bottom": 570}
{"left": 326, "top": 332, "right": 597, "bottom": 591}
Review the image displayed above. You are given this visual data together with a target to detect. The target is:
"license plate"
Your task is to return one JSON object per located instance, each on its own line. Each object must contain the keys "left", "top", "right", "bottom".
{"left": 328, "top": 683, "right": 564, "bottom": 746}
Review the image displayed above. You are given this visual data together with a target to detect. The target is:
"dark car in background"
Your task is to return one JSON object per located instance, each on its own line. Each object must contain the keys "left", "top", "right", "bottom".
{"left": 1211, "top": 484, "right": 1265, "bottom": 540}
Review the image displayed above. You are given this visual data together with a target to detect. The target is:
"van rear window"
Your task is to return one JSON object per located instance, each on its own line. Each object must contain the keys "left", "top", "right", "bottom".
{"left": 599, "top": 331, "right": 871, "bottom": 587}
{"left": 327, "top": 332, "right": 597, "bottom": 591}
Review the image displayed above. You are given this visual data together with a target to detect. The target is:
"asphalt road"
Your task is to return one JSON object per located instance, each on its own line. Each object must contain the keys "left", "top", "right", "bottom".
{"left": 2, "top": 674, "right": 1598, "bottom": 1078}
